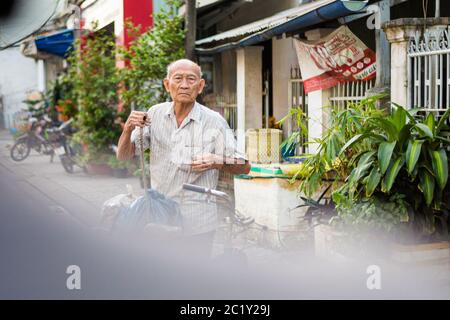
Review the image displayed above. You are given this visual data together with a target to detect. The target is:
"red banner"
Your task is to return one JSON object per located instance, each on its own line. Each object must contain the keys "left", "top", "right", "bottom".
{"left": 294, "top": 26, "right": 376, "bottom": 93}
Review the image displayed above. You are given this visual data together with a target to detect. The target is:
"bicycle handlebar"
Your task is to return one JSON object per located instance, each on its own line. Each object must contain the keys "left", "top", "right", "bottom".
{"left": 183, "top": 183, "right": 207, "bottom": 193}
{"left": 182, "top": 183, "right": 229, "bottom": 199}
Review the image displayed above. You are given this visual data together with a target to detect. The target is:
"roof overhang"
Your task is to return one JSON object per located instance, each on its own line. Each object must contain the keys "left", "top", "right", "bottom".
{"left": 35, "top": 29, "right": 75, "bottom": 58}
{"left": 195, "top": 0, "right": 369, "bottom": 54}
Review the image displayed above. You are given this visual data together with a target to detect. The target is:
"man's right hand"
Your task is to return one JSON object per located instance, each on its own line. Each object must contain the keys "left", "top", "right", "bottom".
{"left": 124, "top": 111, "right": 151, "bottom": 133}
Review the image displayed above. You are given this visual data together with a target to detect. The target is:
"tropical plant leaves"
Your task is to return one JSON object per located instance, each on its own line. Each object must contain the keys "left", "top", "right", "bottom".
{"left": 415, "top": 123, "right": 434, "bottom": 139}
{"left": 430, "top": 149, "right": 448, "bottom": 190}
{"left": 378, "top": 141, "right": 396, "bottom": 175}
{"left": 406, "top": 140, "right": 423, "bottom": 174}
{"left": 381, "top": 156, "right": 405, "bottom": 193}
{"left": 424, "top": 113, "right": 436, "bottom": 135}
{"left": 419, "top": 170, "right": 435, "bottom": 206}
{"left": 365, "top": 167, "right": 381, "bottom": 197}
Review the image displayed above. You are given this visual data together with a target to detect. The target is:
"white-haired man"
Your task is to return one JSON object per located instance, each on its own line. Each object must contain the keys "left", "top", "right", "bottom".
{"left": 117, "top": 59, "right": 250, "bottom": 257}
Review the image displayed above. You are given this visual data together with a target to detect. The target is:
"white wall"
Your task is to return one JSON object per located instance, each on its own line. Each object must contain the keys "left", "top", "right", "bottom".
{"left": 216, "top": 0, "right": 300, "bottom": 115}
{"left": 272, "top": 37, "right": 299, "bottom": 124}
{"left": 81, "top": 0, "right": 124, "bottom": 37}
{"left": 0, "top": 47, "right": 38, "bottom": 128}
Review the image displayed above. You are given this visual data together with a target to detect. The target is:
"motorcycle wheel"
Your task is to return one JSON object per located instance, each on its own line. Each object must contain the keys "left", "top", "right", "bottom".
{"left": 60, "top": 155, "right": 74, "bottom": 174}
{"left": 10, "top": 139, "right": 31, "bottom": 161}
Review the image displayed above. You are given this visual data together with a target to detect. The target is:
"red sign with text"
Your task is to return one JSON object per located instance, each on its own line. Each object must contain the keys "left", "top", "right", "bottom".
{"left": 294, "top": 26, "right": 376, "bottom": 93}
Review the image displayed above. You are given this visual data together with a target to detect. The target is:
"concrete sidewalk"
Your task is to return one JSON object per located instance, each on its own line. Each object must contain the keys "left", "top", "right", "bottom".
{"left": 0, "top": 130, "right": 292, "bottom": 266}
{"left": 0, "top": 130, "right": 141, "bottom": 226}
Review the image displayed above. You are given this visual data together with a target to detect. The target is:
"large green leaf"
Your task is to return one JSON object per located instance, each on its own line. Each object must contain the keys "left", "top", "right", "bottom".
{"left": 371, "top": 118, "right": 398, "bottom": 141}
{"left": 365, "top": 167, "right": 382, "bottom": 197}
{"left": 378, "top": 141, "right": 396, "bottom": 175}
{"left": 424, "top": 113, "right": 436, "bottom": 135}
{"left": 398, "top": 124, "right": 413, "bottom": 147}
{"left": 406, "top": 140, "right": 423, "bottom": 174}
{"left": 419, "top": 170, "right": 435, "bottom": 206}
{"left": 391, "top": 103, "right": 419, "bottom": 125}
{"left": 338, "top": 133, "right": 369, "bottom": 156}
{"left": 348, "top": 151, "right": 376, "bottom": 186}
{"left": 391, "top": 106, "right": 407, "bottom": 132}
{"left": 431, "top": 149, "right": 448, "bottom": 190}
{"left": 415, "top": 123, "right": 434, "bottom": 139}
{"left": 437, "top": 108, "right": 450, "bottom": 133}
{"left": 381, "top": 156, "right": 405, "bottom": 193}
{"left": 358, "top": 150, "right": 377, "bottom": 167}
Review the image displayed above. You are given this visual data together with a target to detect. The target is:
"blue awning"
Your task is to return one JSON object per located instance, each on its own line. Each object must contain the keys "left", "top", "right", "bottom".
{"left": 35, "top": 29, "right": 75, "bottom": 57}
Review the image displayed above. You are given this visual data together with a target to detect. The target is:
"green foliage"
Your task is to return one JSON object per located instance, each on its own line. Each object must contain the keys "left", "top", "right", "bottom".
{"left": 277, "top": 107, "right": 308, "bottom": 157}
{"left": 107, "top": 155, "right": 133, "bottom": 169}
{"left": 333, "top": 193, "right": 410, "bottom": 234}
{"left": 292, "top": 94, "right": 387, "bottom": 196}
{"left": 334, "top": 105, "right": 450, "bottom": 208}
{"left": 332, "top": 103, "right": 450, "bottom": 236}
{"left": 65, "top": 24, "right": 121, "bottom": 161}
{"left": 284, "top": 94, "right": 450, "bottom": 238}
{"left": 119, "top": 0, "right": 185, "bottom": 112}
{"left": 55, "top": 72, "right": 78, "bottom": 119}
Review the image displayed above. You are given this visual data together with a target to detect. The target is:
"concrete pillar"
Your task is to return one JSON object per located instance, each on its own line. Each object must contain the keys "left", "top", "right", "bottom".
{"left": 374, "top": 0, "right": 391, "bottom": 90}
{"left": 383, "top": 19, "right": 422, "bottom": 107}
{"left": 272, "top": 36, "right": 298, "bottom": 127}
{"left": 236, "top": 46, "right": 263, "bottom": 153}
{"left": 384, "top": 18, "right": 450, "bottom": 108}
{"left": 304, "top": 29, "right": 334, "bottom": 154}
{"left": 37, "top": 59, "right": 46, "bottom": 92}
{"left": 307, "top": 90, "right": 331, "bottom": 154}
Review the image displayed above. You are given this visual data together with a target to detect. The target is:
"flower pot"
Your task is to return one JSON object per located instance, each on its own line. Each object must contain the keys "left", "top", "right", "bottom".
{"left": 86, "top": 163, "right": 112, "bottom": 176}
{"left": 112, "top": 168, "right": 129, "bottom": 178}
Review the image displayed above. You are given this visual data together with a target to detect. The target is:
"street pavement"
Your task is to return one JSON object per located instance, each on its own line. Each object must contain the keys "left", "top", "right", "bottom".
{"left": 1, "top": 130, "right": 448, "bottom": 299}
{"left": 0, "top": 130, "right": 141, "bottom": 227}
{"left": 0, "top": 130, "right": 287, "bottom": 263}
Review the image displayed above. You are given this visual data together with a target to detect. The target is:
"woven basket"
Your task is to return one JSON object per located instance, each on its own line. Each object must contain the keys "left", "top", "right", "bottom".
{"left": 246, "top": 128, "right": 283, "bottom": 164}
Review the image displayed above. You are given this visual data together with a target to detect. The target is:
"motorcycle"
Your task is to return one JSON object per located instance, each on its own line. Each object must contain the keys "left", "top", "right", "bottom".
{"left": 55, "top": 119, "right": 87, "bottom": 174}
{"left": 10, "top": 113, "right": 61, "bottom": 162}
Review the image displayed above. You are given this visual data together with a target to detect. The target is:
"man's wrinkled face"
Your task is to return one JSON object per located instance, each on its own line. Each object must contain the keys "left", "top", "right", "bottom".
{"left": 164, "top": 62, "right": 205, "bottom": 105}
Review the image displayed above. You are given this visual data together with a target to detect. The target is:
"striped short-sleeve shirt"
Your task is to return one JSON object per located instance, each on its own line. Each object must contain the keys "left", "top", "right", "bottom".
{"left": 131, "top": 101, "right": 245, "bottom": 235}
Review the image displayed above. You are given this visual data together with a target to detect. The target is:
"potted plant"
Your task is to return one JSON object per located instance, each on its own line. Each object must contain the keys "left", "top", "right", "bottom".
{"left": 65, "top": 23, "right": 122, "bottom": 172}
{"left": 277, "top": 107, "right": 308, "bottom": 162}
{"left": 119, "top": 0, "right": 185, "bottom": 113}
{"left": 285, "top": 94, "right": 450, "bottom": 262}
{"left": 79, "top": 152, "right": 113, "bottom": 176}
{"left": 108, "top": 156, "right": 132, "bottom": 178}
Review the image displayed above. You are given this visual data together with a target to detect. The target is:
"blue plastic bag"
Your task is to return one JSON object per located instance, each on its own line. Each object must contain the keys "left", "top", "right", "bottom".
{"left": 114, "top": 189, "right": 182, "bottom": 231}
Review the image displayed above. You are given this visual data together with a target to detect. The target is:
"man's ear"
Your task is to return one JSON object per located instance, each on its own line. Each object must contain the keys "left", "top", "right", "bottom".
{"left": 163, "top": 78, "right": 170, "bottom": 92}
{"left": 198, "top": 79, "right": 206, "bottom": 94}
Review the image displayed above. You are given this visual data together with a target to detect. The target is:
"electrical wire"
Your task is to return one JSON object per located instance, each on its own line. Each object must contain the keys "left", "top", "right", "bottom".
{"left": 0, "top": 0, "right": 61, "bottom": 51}
{"left": 422, "top": 0, "right": 429, "bottom": 31}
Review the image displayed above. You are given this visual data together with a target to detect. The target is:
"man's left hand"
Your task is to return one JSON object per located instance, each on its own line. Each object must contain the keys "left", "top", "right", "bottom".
{"left": 191, "top": 154, "right": 224, "bottom": 172}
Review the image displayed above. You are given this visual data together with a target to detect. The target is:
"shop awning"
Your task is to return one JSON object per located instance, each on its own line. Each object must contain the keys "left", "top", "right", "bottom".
{"left": 35, "top": 29, "right": 75, "bottom": 57}
{"left": 195, "top": 0, "right": 369, "bottom": 54}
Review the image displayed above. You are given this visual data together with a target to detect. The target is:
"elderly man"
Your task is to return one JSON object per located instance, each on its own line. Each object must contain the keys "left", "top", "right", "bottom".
{"left": 117, "top": 59, "right": 250, "bottom": 256}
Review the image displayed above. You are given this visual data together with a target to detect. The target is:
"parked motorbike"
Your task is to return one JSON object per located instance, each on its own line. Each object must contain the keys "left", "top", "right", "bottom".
{"left": 56, "top": 119, "right": 87, "bottom": 174}
{"left": 10, "top": 113, "right": 62, "bottom": 162}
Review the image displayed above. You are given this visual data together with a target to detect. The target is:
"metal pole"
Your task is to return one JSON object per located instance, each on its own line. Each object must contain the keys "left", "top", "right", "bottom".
{"left": 265, "top": 80, "right": 269, "bottom": 128}
{"left": 185, "top": 0, "right": 197, "bottom": 61}
{"left": 435, "top": 0, "right": 440, "bottom": 18}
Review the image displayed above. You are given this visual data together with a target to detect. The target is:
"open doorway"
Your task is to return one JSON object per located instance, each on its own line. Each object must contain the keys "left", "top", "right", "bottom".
{"left": 261, "top": 40, "right": 273, "bottom": 128}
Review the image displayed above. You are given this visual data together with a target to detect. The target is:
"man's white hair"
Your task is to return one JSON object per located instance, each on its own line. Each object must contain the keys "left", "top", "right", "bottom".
{"left": 165, "top": 59, "right": 203, "bottom": 79}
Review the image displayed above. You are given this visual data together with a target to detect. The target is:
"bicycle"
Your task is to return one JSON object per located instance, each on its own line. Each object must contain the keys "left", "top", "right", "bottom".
{"left": 182, "top": 183, "right": 261, "bottom": 265}
{"left": 57, "top": 127, "right": 87, "bottom": 174}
